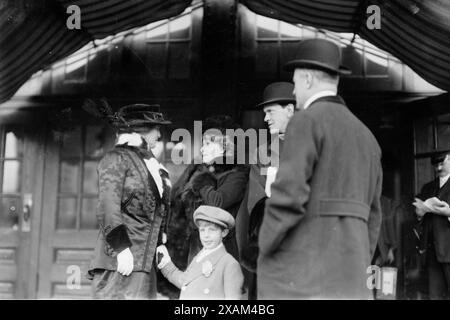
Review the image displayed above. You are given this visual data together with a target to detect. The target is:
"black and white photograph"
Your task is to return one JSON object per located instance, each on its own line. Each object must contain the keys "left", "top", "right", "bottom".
{"left": 0, "top": 0, "right": 449, "bottom": 304}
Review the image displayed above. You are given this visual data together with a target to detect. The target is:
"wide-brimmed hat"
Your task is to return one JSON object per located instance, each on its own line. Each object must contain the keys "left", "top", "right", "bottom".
{"left": 284, "top": 38, "right": 351, "bottom": 75}
{"left": 257, "top": 82, "right": 296, "bottom": 108}
{"left": 193, "top": 205, "right": 235, "bottom": 230}
{"left": 112, "top": 104, "right": 171, "bottom": 131}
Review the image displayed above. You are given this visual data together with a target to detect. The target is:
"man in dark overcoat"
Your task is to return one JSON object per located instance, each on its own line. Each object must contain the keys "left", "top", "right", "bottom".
{"left": 258, "top": 39, "right": 383, "bottom": 299}
{"left": 414, "top": 150, "right": 450, "bottom": 299}
{"left": 236, "top": 82, "right": 295, "bottom": 299}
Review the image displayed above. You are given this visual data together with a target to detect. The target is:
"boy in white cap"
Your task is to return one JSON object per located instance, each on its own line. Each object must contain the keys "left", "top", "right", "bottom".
{"left": 156, "top": 205, "right": 244, "bottom": 299}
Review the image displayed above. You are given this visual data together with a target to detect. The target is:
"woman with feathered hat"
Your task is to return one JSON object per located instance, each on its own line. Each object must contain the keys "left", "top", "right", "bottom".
{"left": 86, "top": 102, "right": 172, "bottom": 299}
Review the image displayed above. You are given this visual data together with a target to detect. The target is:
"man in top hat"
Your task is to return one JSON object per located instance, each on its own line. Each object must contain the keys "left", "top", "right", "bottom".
{"left": 87, "top": 103, "right": 172, "bottom": 299}
{"left": 236, "top": 82, "right": 295, "bottom": 299}
{"left": 258, "top": 38, "right": 383, "bottom": 299}
{"left": 413, "top": 150, "right": 450, "bottom": 299}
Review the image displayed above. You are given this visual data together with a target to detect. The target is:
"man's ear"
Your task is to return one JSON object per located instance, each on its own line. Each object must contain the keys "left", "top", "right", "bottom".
{"left": 221, "top": 229, "right": 229, "bottom": 238}
{"left": 286, "top": 104, "right": 295, "bottom": 117}
{"left": 306, "top": 71, "right": 313, "bottom": 89}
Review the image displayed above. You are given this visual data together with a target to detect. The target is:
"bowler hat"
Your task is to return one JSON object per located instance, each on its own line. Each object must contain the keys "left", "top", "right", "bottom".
{"left": 257, "top": 82, "right": 296, "bottom": 108}
{"left": 430, "top": 150, "right": 450, "bottom": 165}
{"left": 284, "top": 38, "right": 351, "bottom": 75}
{"left": 113, "top": 104, "right": 171, "bottom": 131}
{"left": 193, "top": 205, "right": 235, "bottom": 230}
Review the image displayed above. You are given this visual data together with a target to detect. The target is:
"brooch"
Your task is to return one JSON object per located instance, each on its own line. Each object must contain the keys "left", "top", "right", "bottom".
{"left": 202, "top": 260, "right": 213, "bottom": 277}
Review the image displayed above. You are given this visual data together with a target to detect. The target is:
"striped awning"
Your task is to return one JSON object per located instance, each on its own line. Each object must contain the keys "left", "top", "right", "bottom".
{"left": 241, "top": 0, "right": 450, "bottom": 92}
{"left": 0, "top": 0, "right": 192, "bottom": 104}
{"left": 0, "top": 0, "right": 449, "bottom": 104}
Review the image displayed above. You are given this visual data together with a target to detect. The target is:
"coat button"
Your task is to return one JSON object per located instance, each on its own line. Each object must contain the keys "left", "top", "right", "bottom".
{"left": 203, "top": 288, "right": 210, "bottom": 294}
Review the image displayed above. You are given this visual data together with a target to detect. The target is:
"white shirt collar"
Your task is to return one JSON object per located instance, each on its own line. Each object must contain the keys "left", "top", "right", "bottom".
{"left": 116, "top": 132, "right": 143, "bottom": 146}
{"left": 116, "top": 133, "right": 168, "bottom": 196}
{"left": 303, "top": 90, "right": 337, "bottom": 110}
{"left": 439, "top": 173, "right": 450, "bottom": 188}
{"left": 195, "top": 243, "right": 223, "bottom": 263}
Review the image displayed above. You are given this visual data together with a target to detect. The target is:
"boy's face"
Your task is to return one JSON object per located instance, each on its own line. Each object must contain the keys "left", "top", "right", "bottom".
{"left": 198, "top": 220, "right": 228, "bottom": 250}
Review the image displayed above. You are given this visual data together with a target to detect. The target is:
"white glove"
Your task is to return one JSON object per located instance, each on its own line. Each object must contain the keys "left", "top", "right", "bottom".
{"left": 156, "top": 245, "right": 171, "bottom": 269}
{"left": 117, "top": 248, "right": 134, "bottom": 276}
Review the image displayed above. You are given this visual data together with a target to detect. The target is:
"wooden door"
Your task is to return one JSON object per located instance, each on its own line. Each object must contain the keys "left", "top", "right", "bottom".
{"left": 0, "top": 123, "right": 45, "bottom": 299}
{"left": 37, "top": 123, "right": 115, "bottom": 299}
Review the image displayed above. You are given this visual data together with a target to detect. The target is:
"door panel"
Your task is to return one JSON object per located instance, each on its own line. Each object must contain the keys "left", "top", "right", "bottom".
{"left": 38, "top": 124, "right": 115, "bottom": 299}
{"left": 0, "top": 124, "right": 44, "bottom": 298}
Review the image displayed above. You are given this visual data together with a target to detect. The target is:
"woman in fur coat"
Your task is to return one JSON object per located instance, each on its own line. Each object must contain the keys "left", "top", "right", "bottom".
{"left": 160, "top": 115, "right": 249, "bottom": 298}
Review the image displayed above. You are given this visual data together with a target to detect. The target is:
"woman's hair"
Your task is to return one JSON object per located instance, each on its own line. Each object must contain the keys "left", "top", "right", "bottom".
{"left": 203, "top": 115, "right": 239, "bottom": 134}
{"left": 202, "top": 115, "right": 239, "bottom": 159}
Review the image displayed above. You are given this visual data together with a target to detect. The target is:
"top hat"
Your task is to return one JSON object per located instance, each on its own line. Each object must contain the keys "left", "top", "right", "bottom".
{"left": 193, "top": 205, "right": 235, "bottom": 230}
{"left": 257, "top": 82, "right": 296, "bottom": 108}
{"left": 284, "top": 38, "right": 351, "bottom": 75}
{"left": 113, "top": 104, "right": 171, "bottom": 131}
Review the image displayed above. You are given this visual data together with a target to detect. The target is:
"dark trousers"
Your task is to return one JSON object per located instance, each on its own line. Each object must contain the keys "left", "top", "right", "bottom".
{"left": 427, "top": 245, "right": 450, "bottom": 300}
{"left": 91, "top": 268, "right": 157, "bottom": 299}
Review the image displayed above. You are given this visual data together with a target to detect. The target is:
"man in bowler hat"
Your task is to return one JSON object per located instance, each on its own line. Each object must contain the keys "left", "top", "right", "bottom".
{"left": 258, "top": 38, "right": 383, "bottom": 299}
{"left": 413, "top": 150, "right": 450, "bottom": 299}
{"left": 236, "top": 82, "right": 295, "bottom": 299}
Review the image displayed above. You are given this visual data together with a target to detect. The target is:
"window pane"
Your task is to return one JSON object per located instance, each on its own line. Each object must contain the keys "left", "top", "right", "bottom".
{"left": 65, "top": 53, "right": 88, "bottom": 82}
{"left": 56, "top": 198, "right": 77, "bottom": 229}
{"left": 414, "top": 118, "right": 434, "bottom": 153}
{"left": 365, "top": 51, "right": 388, "bottom": 76}
{"left": 168, "top": 43, "right": 190, "bottom": 79}
{"left": 256, "top": 16, "right": 278, "bottom": 38}
{"left": 2, "top": 161, "right": 21, "bottom": 193}
{"left": 280, "top": 22, "right": 301, "bottom": 39}
{"left": 146, "top": 43, "right": 166, "bottom": 78}
{"left": 83, "top": 161, "right": 98, "bottom": 194}
{"left": 81, "top": 197, "right": 98, "bottom": 229}
{"left": 256, "top": 42, "right": 278, "bottom": 78}
{"left": 4, "top": 128, "right": 23, "bottom": 158}
{"left": 342, "top": 46, "right": 363, "bottom": 76}
{"left": 0, "top": 197, "right": 20, "bottom": 230}
{"left": 61, "top": 127, "right": 82, "bottom": 157}
{"left": 147, "top": 23, "right": 168, "bottom": 40}
{"left": 169, "top": 15, "right": 191, "bottom": 40}
{"left": 60, "top": 161, "right": 79, "bottom": 194}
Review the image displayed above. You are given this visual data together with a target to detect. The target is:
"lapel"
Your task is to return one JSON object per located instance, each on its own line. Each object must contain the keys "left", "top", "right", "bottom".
{"left": 117, "top": 145, "right": 161, "bottom": 206}
{"left": 438, "top": 178, "right": 450, "bottom": 198}
{"left": 132, "top": 146, "right": 162, "bottom": 203}
{"left": 183, "top": 245, "right": 228, "bottom": 286}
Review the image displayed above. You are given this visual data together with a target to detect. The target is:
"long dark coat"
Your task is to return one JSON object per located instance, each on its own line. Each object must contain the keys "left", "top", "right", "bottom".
{"left": 236, "top": 139, "right": 284, "bottom": 273}
{"left": 258, "top": 96, "right": 382, "bottom": 299}
{"left": 416, "top": 178, "right": 450, "bottom": 263}
{"left": 88, "top": 145, "right": 170, "bottom": 277}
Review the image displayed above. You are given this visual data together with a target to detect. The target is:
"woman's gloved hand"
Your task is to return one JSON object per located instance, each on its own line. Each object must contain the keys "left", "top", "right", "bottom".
{"left": 156, "top": 245, "right": 172, "bottom": 269}
{"left": 117, "top": 247, "right": 134, "bottom": 276}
